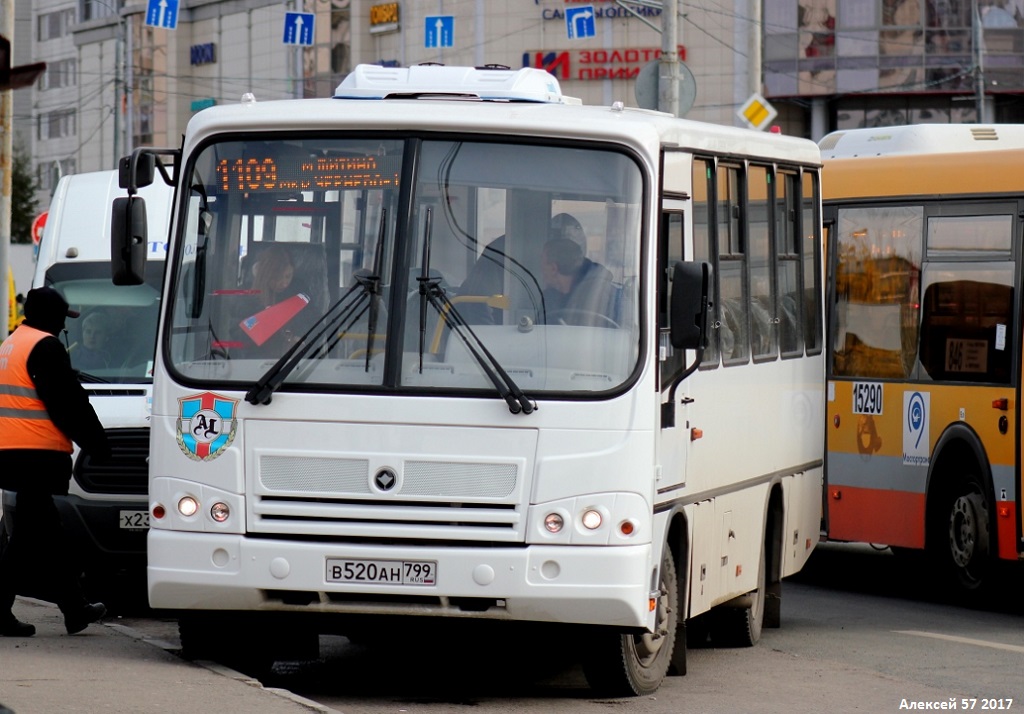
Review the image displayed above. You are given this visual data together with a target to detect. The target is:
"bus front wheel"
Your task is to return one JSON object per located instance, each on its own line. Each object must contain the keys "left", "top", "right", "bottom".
{"left": 940, "top": 478, "right": 991, "bottom": 593}
{"left": 581, "top": 547, "right": 679, "bottom": 697}
{"left": 179, "top": 611, "right": 278, "bottom": 677}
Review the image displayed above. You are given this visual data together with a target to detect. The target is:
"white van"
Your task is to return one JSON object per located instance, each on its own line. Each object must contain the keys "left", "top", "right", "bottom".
{"left": 1, "top": 169, "right": 173, "bottom": 606}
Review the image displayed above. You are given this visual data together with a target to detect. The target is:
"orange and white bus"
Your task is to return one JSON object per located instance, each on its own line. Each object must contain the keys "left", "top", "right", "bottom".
{"left": 821, "top": 124, "right": 1024, "bottom": 595}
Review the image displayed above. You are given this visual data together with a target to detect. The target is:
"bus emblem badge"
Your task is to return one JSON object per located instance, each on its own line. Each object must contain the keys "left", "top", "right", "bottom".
{"left": 374, "top": 468, "right": 398, "bottom": 492}
{"left": 176, "top": 391, "right": 239, "bottom": 461}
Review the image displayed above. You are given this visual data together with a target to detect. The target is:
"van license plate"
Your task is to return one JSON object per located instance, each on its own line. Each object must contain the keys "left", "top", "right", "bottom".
{"left": 326, "top": 558, "right": 437, "bottom": 586}
{"left": 119, "top": 510, "right": 150, "bottom": 530}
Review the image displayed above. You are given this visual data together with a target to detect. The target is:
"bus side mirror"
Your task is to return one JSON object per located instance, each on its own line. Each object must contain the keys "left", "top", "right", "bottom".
{"left": 669, "top": 260, "right": 710, "bottom": 350}
{"left": 119, "top": 152, "right": 155, "bottom": 190}
{"left": 111, "top": 196, "right": 148, "bottom": 286}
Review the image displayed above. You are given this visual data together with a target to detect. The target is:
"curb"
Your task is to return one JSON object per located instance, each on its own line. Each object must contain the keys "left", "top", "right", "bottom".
{"left": 17, "top": 597, "right": 343, "bottom": 714}
{"left": 104, "top": 621, "right": 344, "bottom": 714}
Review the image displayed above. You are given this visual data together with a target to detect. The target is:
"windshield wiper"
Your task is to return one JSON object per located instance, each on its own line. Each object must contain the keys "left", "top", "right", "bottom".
{"left": 418, "top": 207, "right": 535, "bottom": 415}
{"left": 246, "top": 211, "right": 392, "bottom": 405}
{"left": 360, "top": 208, "right": 388, "bottom": 373}
{"left": 244, "top": 283, "right": 372, "bottom": 405}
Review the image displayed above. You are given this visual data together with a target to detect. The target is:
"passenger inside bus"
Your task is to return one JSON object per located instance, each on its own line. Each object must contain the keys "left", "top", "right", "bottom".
{"left": 540, "top": 237, "right": 616, "bottom": 326}
{"left": 458, "top": 212, "right": 591, "bottom": 325}
{"left": 235, "top": 244, "right": 320, "bottom": 355}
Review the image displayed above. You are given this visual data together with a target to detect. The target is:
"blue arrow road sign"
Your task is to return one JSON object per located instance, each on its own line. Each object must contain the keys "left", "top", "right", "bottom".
{"left": 425, "top": 15, "right": 454, "bottom": 48}
{"left": 565, "top": 5, "right": 596, "bottom": 39}
{"left": 283, "top": 12, "right": 315, "bottom": 46}
{"left": 145, "top": 0, "right": 179, "bottom": 29}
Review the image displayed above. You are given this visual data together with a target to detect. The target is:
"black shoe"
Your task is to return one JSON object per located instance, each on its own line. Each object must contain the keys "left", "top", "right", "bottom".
{"left": 65, "top": 602, "right": 106, "bottom": 635}
{"left": 1, "top": 617, "right": 36, "bottom": 637}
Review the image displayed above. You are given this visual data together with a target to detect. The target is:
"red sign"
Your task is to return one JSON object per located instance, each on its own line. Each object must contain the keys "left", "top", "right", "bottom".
{"left": 523, "top": 46, "right": 687, "bottom": 81}
{"left": 31, "top": 211, "right": 47, "bottom": 245}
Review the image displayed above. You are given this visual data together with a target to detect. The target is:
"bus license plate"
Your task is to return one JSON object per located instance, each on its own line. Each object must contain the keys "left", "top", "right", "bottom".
{"left": 326, "top": 558, "right": 437, "bottom": 586}
{"left": 119, "top": 510, "right": 150, "bottom": 530}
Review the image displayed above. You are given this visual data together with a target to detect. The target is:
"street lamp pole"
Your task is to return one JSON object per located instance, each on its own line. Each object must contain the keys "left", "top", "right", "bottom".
{"left": 113, "top": 21, "right": 121, "bottom": 165}
{"left": 972, "top": 0, "right": 987, "bottom": 123}
{"left": 1, "top": 0, "right": 11, "bottom": 337}
{"left": 95, "top": 0, "right": 126, "bottom": 167}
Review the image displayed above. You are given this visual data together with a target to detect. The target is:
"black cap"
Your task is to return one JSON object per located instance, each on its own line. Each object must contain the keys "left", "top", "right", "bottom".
{"left": 24, "top": 286, "right": 79, "bottom": 322}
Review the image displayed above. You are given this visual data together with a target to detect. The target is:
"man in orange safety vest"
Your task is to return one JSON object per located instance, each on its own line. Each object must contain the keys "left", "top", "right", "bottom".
{"left": 0, "top": 287, "right": 111, "bottom": 637}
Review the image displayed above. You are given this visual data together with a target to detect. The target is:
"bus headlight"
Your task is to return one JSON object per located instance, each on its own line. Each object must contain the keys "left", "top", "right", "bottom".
{"left": 581, "top": 508, "right": 603, "bottom": 530}
{"left": 210, "top": 502, "right": 230, "bottom": 523}
{"left": 177, "top": 496, "right": 199, "bottom": 517}
{"left": 544, "top": 513, "right": 564, "bottom": 533}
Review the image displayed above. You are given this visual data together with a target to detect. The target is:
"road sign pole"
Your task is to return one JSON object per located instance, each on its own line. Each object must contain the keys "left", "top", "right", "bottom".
{"left": 658, "top": 0, "right": 679, "bottom": 116}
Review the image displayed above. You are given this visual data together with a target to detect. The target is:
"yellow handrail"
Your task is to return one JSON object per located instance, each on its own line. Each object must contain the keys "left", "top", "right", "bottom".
{"left": 430, "top": 294, "right": 510, "bottom": 353}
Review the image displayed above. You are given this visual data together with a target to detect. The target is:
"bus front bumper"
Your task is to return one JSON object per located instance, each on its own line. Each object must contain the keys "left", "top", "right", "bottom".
{"left": 148, "top": 529, "right": 654, "bottom": 628}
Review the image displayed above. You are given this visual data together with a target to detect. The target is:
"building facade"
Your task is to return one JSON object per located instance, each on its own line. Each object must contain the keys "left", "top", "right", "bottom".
{"left": 20, "top": 0, "right": 1024, "bottom": 211}
{"left": 766, "top": 0, "right": 1024, "bottom": 135}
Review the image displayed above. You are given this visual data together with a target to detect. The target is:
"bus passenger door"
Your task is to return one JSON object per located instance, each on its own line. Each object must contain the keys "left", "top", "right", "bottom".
{"left": 657, "top": 202, "right": 690, "bottom": 491}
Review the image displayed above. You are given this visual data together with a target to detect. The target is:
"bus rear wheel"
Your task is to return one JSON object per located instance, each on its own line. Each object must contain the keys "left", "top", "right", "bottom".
{"left": 711, "top": 546, "right": 766, "bottom": 648}
{"left": 581, "top": 547, "right": 678, "bottom": 697}
{"left": 943, "top": 479, "right": 991, "bottom": 593}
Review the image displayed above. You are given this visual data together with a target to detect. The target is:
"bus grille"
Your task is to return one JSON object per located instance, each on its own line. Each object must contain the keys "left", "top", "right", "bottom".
{"left": 251, "top": 454, "right": 523, "bottom": 541}
{"left": 74, "top": 427, "right": 150, "bottom": 495}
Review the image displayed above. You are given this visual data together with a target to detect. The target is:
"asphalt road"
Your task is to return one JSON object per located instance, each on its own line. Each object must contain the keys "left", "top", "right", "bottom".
{"left": 115, "top": 542, "right": 1024, "bottom": 713}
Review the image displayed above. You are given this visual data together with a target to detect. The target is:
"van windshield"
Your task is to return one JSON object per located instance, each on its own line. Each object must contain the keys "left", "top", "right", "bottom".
{"left": 46, "top": 261, "right": 164, "bottom": 383}
{"left": 166, "top": 135, "right": 644, "bottom": 397}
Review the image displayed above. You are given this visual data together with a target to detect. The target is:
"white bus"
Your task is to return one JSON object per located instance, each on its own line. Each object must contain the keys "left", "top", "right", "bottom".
{"left": 114, "top": 65, "right": 824, "bottom": 695}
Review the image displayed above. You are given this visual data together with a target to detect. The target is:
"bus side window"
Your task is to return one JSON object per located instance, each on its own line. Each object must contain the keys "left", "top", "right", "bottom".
{"left": 748, "top": 164, "right": 775, "bottom": 361}
{"left": 831, "top": 205, "right": 923, "bottom": 379}
{"left": 918, "top": 212, "right": 1015, "bottom": 384}
{"left": 802, "top": 170, "right": 823, "bottom": 356}
{"left": 777, "top": 170, "right": 802, "bottom": 358}
{"left": 718, "top": 164, "right": 749, "bottom": 365}
{"left": 919, "top": 278, "right": 1014, "bottom": 383}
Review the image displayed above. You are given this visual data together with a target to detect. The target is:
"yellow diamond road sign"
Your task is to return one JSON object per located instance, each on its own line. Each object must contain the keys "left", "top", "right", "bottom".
{"left": 738, "top": 93, "right": 777, "bottom": 131}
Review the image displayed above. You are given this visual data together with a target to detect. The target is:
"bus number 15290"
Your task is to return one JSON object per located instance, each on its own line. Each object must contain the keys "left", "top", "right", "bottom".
{"left": 852, "top": 382, "right": 884, "bottom": 416}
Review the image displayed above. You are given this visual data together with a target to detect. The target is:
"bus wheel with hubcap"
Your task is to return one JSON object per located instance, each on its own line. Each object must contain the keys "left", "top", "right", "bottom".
{"left": 711, "top": 546, "right": 766, "bottom": 648}
{"left": 581, "top": 547, "right": 678, "bottom": 697}
{"left": 943, "top": 478, "right": 991, "bottom": 593}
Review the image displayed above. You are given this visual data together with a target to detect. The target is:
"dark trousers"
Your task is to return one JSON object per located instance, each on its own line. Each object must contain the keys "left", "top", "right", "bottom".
{"left": 0, "top": 488, "right": 87, "bottom": 617}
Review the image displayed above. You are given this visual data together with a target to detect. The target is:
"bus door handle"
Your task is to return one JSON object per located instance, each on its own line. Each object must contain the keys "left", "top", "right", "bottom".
{"left": 680, "top": 396, "right": 695, "bottom": 405}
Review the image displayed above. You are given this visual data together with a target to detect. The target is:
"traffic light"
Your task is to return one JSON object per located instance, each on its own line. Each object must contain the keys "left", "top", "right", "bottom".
{"left": 0, "top": 35, "right": 45, "bottom": 91}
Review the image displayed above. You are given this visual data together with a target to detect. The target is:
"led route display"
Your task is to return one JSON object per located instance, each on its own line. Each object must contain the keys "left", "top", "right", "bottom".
{"left": 216, "top": 155, "right": 402, "bottom": 192}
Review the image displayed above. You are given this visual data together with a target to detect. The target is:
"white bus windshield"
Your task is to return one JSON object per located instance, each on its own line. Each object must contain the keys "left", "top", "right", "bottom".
{"left": 166, "top": 136, "right": 643, "bottom": 397}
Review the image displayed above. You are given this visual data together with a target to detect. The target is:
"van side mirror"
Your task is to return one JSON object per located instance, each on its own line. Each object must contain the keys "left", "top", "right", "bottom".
{"left": 669, "top": 260, "right": 710, "bottom": 350}
{"left": 111, "top": 196, "right": 148, "bottom": 286}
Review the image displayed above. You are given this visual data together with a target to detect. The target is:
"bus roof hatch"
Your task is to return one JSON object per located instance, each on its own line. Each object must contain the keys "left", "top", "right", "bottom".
{"left": 333, "top": 64, "right": 580, "bottom": 104}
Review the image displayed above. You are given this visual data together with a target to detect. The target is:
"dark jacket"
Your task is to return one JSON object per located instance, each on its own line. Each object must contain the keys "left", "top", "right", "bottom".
{"left": 544, "top": 258, "right": 616, "bottom": 326}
